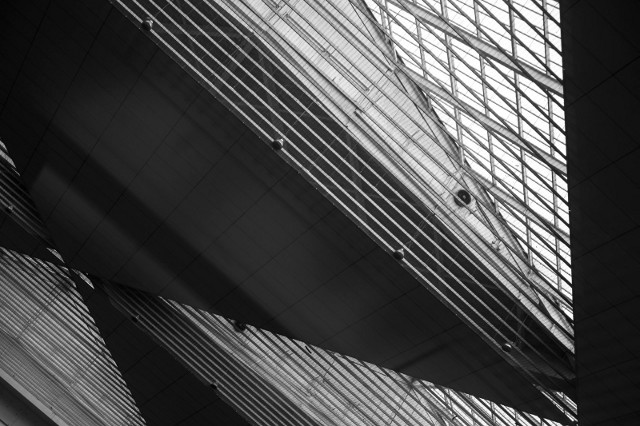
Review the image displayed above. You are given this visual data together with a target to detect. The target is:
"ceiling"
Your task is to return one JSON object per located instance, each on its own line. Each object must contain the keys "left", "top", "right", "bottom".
{"left": 78, "top": 283, "right": 250, "bottom": 426}
{"left": 562, "top": 0, "right": 640, "bottom": 424}
{"left": 0, "top": 0, "right": 589, "bottom": 422}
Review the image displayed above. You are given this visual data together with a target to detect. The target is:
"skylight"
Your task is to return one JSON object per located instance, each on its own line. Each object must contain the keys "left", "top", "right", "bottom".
{"left": 363, "top": 0, "right": 571, "bottom": 306}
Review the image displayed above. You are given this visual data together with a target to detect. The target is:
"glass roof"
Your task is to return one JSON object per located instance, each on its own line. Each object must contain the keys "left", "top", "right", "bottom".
{"left": 363, "top": 0, "right": 570, "bottom": 306}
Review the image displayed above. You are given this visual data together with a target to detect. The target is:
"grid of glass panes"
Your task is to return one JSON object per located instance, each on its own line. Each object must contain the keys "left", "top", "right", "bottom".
{"left": 364, "top": 0, "right": 571, "bottom": 315}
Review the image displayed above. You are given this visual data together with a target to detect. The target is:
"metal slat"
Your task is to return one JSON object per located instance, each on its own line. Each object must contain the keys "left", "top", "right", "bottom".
{"left": 104, "top": 282, "right": 566, "bottom": 426}
{"left": 0, "top": 248, "right": 145, "bottom": 425}
{"left": 106, "top": 284, "right": 322, "bottom": 426}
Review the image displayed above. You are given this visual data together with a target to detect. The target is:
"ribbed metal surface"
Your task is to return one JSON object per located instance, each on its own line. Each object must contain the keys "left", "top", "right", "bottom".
{"left": 0, "top": 247, "right": 145, "bottom": 425}
{"left": 0, "top": 145, "right": 145, "bottom": 426}
{"left": 0, "top": 140, "right": 146, "bottom": 425}
{"left": 107, "top": 0, "right": 575, "bottom": 417}
{"left": 106, "top": 282, "right": 322, "bottom": 426}
{"left": 106, "top": 281, "right": 564, "bottom": 426}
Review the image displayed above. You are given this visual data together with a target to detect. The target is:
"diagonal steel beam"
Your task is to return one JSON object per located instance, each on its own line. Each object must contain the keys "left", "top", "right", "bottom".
{"left": 398, "top": 64, "right": 566, "bottom": 175}
{"left": 390, "top": 0, "right": 563, "bottom": 96}
{"left": 0, "top": 141, "right": 146, "bottom": 426}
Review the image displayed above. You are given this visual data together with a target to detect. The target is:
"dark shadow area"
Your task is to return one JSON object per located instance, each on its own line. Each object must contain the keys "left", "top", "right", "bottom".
{"left": 563, "top": 0, "right": 640, "bottom": 424}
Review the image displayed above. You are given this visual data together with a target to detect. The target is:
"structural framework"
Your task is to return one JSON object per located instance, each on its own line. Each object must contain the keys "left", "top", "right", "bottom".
{"left": 0, "top": 0, "right": 577, "bottom": 424}
{"left": 0, "top": 141, "right": 566, "bottom": 425}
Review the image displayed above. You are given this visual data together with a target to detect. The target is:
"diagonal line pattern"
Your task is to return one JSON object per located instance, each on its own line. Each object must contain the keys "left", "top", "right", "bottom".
{"left": 105, "top": 0, "right": 575, "bottom": 416}
{"left": 0, "top": 141, "right": 146, "bottom": 426}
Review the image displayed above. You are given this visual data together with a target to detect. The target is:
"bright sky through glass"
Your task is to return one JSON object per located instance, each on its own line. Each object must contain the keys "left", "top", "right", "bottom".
{"left": 363, "top": 0, "right": 571, "bottom": 316}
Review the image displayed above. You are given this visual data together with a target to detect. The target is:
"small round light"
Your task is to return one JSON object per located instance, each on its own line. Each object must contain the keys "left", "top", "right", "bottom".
{"left": 271, "top": 138, "right": 284, "bottom": 150}
{"left": 454, "top": 189, "right": 472, "bottom": 206}
{"left": 501, "top": 342, "right": 513, "bottom": 353}
{"left": 141, "top": 17, "right": 154, "bottom": 31}
{"left": 393, "top": 248, "right": 405, "bottom": 260}
{"left": 131, "top": 314, "right": 140, "bottom": 323}
{"left": 5, "top": 204, "right": 14, "bottom": 214}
